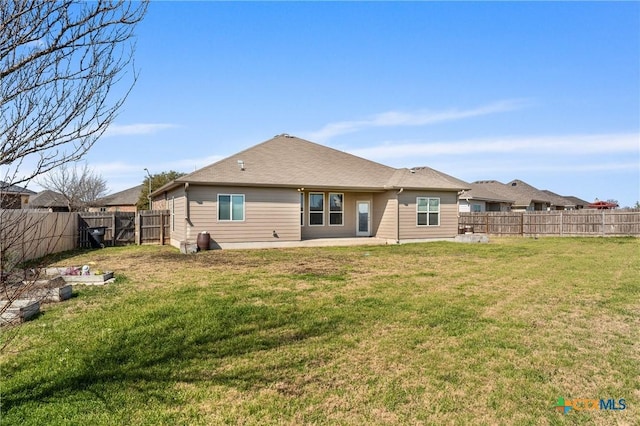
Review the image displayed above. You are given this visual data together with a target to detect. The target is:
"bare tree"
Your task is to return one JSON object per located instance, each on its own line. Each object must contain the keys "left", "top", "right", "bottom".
{"left": 1, "top": 0, "right": 148, "bottom": 187}
{"left": 38, "top": 163, "right": 108, "bottom": 211}
{"left": 1, "top": 1, "right": 147, "bottom": 345}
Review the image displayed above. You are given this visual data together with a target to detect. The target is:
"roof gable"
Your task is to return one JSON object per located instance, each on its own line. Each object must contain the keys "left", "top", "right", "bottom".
{"left": 178, "top": 135, "right": 397, "bottom": 189}
{"left": 167, "top": 135, "right": 466, "bottom": 191}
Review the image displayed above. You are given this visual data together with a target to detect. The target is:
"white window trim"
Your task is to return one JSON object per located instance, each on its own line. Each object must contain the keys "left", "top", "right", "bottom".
{"left": 218, "top": 194, "right": 245, "bottom": 222}
{"left": 309, "top": 192, "right": 324, "bottom": 226}
{"left": 328, "top": 192, "right": 344, "bottom": 226}
{"left": 416, "top": 197, "right": 440, "bottom": 227}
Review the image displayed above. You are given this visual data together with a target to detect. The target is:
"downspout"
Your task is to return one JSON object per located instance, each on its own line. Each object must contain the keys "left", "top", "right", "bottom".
{"left": 184, "top": 182, "right": 190, "bottom": 244}
{"left": 396, "top": 188, "right": 403, "bottom": 244}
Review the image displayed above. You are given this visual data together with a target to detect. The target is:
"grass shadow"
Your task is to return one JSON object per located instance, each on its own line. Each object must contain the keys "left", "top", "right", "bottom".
{"left": 2, "top": 295, "right": 346, "bottom": 412}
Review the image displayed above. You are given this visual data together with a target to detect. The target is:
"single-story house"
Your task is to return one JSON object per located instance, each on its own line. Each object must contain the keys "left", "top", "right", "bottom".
{"left": 0, "top": 181, "right": 36, "bottom": 209}
{"left": 544, "top": 193, "right": 589, "bottom": 210}
{"left": 28, "top": 190, "right": 70, "bottom": 211}
{"left": 90, "top": 185, "right": 143, "bottom": 213}
{"left": 541, "top": 190, "right": 585, "bottom": 210}
{"left": 151, "top": 134, "right": 469, "bottom": 249}
{"left": 459, "top": 183, "right": 514, "bottom": 212}
{"left": 472, "top": 179, "right": 569, "bottom": 211}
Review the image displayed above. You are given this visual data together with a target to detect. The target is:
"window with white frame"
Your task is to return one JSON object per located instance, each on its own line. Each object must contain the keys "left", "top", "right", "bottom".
{"left": 309, "top": 192, "right": 324, "bottom": 226}
{"left": 417, "top": 197, "right": 440, "bottom": 226}
{"left": 300, "top": 192, "right": 304, "bottom": 226}
{"left": 218, "top": 194, "right": 245, "bottom": 221}
{"left": 329, "top": 193, "right": 343, "bottom": 225}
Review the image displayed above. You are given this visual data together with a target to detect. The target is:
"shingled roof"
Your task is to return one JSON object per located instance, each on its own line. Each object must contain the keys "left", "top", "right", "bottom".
{"left": 0, "top": 181, "right": 36, "bottom": 195}
{"left": 97, "top": 185, "right": 143, "bottom": 207}
{"left": 561, "top": 195, "right": 590, "bottom": 207}
{"left": 400, "top": 166, "right": 470, "bottom": 191}
{"left": 155, "top": 135, "right": 468, "bottom": 193}
{"left": 473, "top": 179, "right": 552, "bottom": 208}
{"left": 541, "top": 190, "right": 577, "bottom": 209}
{"left": 459, "top": 183, "right": 515, "bottom": 203}
{"left": 29, "top": 190, "right": 68, "bottom": 208}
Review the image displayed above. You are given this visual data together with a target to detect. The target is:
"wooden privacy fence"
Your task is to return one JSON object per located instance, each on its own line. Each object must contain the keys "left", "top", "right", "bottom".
{"left": 459, "top": 210, "right": 640, "bottom": 237}
{"left": 78, "top": 210, "right": 170, "bottom": 248}
{"left": 0, "top": 210, "right": 78, "bottom": 263}
{"left": 137, "top": 210, "right": 170, "bottom": 245}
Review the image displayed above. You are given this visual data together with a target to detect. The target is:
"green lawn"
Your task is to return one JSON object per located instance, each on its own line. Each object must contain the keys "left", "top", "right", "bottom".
{"left": 1, "top": 238, "right": 638, "bottom": 425}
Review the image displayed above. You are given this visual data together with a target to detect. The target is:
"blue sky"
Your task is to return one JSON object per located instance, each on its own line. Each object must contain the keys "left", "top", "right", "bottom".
{"left": 64, "top": 1, "right": 639, "bottom": 206}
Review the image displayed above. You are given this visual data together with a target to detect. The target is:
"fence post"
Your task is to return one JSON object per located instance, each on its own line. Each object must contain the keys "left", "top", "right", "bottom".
{"left": 602, "top": 210, "right": 606, "bottom": 236}
{"left": 560, "top": 211, "right": 563, "bottom": 237}
{"left": 159, "top": 211, "right": 165, "bottom": 245}
{"left": 111, "top": 213, "right": 116, "bottom": 246}
{"left": 135, "top": 213, "right": 141, "bottom": 245}
{"left": 520, "top": 212, "right": 524, "bottom": 236}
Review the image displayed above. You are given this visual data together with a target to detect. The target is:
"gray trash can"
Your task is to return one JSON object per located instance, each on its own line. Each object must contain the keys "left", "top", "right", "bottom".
{"left": 88, "top": 226, "right": 107, "bottom": 248}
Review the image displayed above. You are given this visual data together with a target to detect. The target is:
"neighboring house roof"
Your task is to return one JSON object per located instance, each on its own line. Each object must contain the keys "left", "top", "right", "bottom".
{"left": 473, "top": 179, "right": 553, "bottom": 208}
{"left": 29, "top": 190, "right": 68, "bottom": 208}
{"left": 459, "top": 183, "right": 515, "bottom": 204}
{"left": 0, "top": 181, "right": 36, "bottom": 195}
{"left": 154, "top": 135, "right": 469, "bottom": 194}
{"left": 562, "top": 195, "right": 590, "bottom": 207}
{"left": 541, "top": 190, "right": 577, "bottom": 209}
{"left": 97, "top": 185, "right": 143, "bottom": 207}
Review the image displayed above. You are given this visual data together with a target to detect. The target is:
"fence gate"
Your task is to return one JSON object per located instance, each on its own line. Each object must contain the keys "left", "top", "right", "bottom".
{"left": 79, "top": 210, "right": 170, "bottom": 247}
{"left": 78, "top": 212, "right": 135, "bottom": 248}
{"left": 114, "top": 213, "right": 136, "bottom": 244}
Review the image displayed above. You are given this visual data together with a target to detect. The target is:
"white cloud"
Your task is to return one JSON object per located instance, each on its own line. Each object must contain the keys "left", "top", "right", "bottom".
{"left": 305, "top": 99, "right": 531, "bottom": 141}
{"left": 91, "top": 155, "right": 224, "bottom": 180}
{"left": 348, "top": 133, "right": 640, "bottom": 160}
{"left": 92, "top": 161, "right": 142, "bottom": 174}
{"left": 86, "top": 155, "right": 224, "bottom": 194}
{"left": 445, "top": 161, "right": 639, "bottom": 176}
{"left": 164, "top": 155, "right": 224, "bottom": 172}
{"left": 104, "top": 123, "right": 178, "bottom": 137}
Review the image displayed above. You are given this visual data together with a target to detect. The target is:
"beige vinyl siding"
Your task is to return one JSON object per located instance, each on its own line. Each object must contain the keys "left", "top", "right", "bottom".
{"left": 398, "top": 190, "right": 459, "bottom": 239}
{"left": 187, "top": 185, "right": 300, "bottom": 244}
{"left": 166, "top": 187, "right": 186, "bottom": 248}
{"left": 301, "top": 192, "right": 372, "bottom": 239}
{"left": 373, "top": 191, "right": 398, "bottom": 240}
